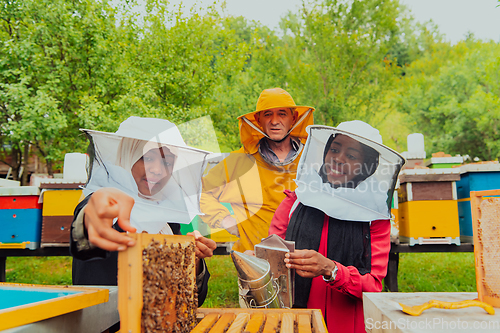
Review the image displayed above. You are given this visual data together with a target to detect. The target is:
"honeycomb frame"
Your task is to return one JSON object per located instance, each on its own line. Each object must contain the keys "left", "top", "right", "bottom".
{"left": 118, "top": 233, "right": 196, "bottom": 332}
{"left": 470, "top": 190, "right": 500, "bottom": 308}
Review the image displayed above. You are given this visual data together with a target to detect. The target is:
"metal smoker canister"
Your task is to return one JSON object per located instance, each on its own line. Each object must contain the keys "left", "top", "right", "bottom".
{"left": 231, "top": 251, "right": 281, "bottom": 308}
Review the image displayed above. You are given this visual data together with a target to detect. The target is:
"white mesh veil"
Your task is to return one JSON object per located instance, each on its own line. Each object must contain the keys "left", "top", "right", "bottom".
{"left": 81, "top": 116, "right": 211, "bottom": 233}
{"left": 295, "top": 122, "right": 405, "bottom": 222}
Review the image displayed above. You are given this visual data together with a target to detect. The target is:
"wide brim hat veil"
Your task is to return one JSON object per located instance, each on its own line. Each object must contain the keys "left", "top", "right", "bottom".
{"left": 295, "top": 122, "right": 405, "bottom": 222}
{"left": 81, "top": 116, "right": 211, "bottom": 233}
{"left": 237, "top": 88, "right": 315, "bottom": 154}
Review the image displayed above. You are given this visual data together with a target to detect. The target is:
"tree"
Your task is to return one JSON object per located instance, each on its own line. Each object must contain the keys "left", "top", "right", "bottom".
{"left": 0, "top": 0, "right": 250, "bottom": 180}
{"left": 209, "top": 17, "right": 290, "bottom": 150}
{"left": 278, "top": 0, "right": 404, "bottom": 126}
{"left": 399, "top": 40, "right": 500, "bottom": 160}
{"left": 0, "top": 0, "right": 129, "bottom": 179}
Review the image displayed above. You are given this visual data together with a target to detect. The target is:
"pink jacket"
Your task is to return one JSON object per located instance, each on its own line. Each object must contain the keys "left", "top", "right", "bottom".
{"left": 269, "top": 190, "right": 391, "bottom": 333}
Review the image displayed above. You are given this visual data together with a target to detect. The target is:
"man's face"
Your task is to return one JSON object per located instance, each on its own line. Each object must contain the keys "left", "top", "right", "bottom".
{"left": 254, "top": 108, "right": 297, "bottom": 142}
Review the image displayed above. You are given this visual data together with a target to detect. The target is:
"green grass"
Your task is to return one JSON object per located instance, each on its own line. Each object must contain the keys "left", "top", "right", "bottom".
{"left": 201, "top": 256, "right": 239, "bottom": 308}
{"left": 4, "top": 255, "right": 240, "bottom": 308}
{"left": 5, "top": 256, "right": 72, "bottom": 285}
{"left": 5, "top": 252, "right": 477, "bottom": 307}
{"left": 396, "top": 252, "right": 476, "bottom": 292}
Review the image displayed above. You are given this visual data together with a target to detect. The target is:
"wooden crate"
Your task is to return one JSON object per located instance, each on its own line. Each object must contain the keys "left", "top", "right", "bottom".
{"left": 118, "top": 233, "right": 197, "bottom": 333}
{"left": 194, "top": 308, "right": 327, "bottom": 333}
{"left": 397, "top": 169, "right": 461, "bottom": 245}
{"left": 398, "top": 181, "right": 457, "bottom": 202}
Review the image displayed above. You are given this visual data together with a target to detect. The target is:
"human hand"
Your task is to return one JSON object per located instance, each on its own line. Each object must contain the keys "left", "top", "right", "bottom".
{"left": 221, "top": 215, "right": 240, "bottom": 237}
{"left": 187, "top": 230, "right": 217, "bottom": 275}
{"left": 84, "top": 188, "right": 137, "bottom": 252}
{"left": 284, "top": 249, "right": 336, "bottom": 279}
{"left": 187, "top": 230, "right": 217, "bottom": 260}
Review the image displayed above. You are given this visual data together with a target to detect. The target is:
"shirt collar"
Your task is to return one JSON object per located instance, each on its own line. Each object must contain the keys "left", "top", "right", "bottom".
{"left": 258, "top": 137, "right": 302, "bottom": 166}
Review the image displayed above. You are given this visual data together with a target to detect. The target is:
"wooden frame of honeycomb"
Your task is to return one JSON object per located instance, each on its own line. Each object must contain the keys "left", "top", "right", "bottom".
{"left": 193, "top": 308, "right": 327, "bottom": 333}
{"left": 470, "top": 190, "right": 500, "bottom": 308}
{"left": 118, "top": 233, "right": 196, "bottom": 332}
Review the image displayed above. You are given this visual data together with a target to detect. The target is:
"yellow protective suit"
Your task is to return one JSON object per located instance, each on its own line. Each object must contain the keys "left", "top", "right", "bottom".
{"left": 200, "top": 105, "right": 314, "bottom": 252}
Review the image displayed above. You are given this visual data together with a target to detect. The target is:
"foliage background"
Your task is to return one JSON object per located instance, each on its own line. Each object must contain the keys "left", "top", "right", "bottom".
{"left": 0, "top": 0, "right": 499, "bottom": 181}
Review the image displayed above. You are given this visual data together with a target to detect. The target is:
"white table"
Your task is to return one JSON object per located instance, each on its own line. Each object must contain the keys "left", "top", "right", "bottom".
{"left": 363, "top": 292, "right": 500, "bottom": 333}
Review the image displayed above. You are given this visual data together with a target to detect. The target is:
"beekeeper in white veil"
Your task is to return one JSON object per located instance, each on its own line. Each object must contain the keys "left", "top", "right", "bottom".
{"left": 82, "top": 116, "right": 209, "bottom": 234}
{"left": 269, "top": 121, "right": 405, "bottom": 333}
{"left": 70, "top": 117, "right": 216, "bottom": 297}
{"left": 293, "top": 120, "right": 403, "bottom": 221}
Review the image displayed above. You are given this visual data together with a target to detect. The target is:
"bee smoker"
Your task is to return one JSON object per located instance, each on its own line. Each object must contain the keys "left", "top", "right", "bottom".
{"left": 254, "top": 234, "right": 294, "bottom": 308}
{"left": 231, "top": 251, "right": 281, "bottom": 308}
{"left": 231, "top": 235, "right": 295, "bottom": 309}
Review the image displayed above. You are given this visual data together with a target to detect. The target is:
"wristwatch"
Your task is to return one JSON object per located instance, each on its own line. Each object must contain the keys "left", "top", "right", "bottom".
{"left": 322, "top": 264, "right": 338, "bottom": 283}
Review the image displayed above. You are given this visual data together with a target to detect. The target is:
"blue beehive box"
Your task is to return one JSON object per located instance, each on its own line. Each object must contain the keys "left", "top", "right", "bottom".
{"left": 456, "top": 163, "right": 500, "bottom": 243}
{"left": 0, "top": 187, "right": 42, "bottom": 250}
{"left": 0, "top": 209, "right": 43, "bottom": 249}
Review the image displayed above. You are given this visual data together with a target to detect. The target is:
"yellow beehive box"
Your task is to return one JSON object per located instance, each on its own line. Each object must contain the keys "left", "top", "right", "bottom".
{"left": 399, "top": 200, "right": 460, "bottom": 245}
{"left": 41, "top": 190, "right": 83, "bottom": 216}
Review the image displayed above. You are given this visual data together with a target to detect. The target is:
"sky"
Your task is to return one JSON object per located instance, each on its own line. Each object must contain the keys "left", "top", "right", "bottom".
{"left": 162, "top": 0, "right": 500, "bottom": 44}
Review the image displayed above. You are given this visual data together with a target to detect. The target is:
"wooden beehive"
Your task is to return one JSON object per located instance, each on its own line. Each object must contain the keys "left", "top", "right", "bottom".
{"left": 118, "top": 233, "right": 197, "bottom": 333}
{"left": 398, "top": 169, "right": 461, "bottom": 245}
{"left": 194, "top": 308, "right": 328, "bottom": 333}
{"left": 40, "top": 183, "right": 84, "bottom": 247}
{"left": 0, "top": 186, "right": 42, "bottom": 250}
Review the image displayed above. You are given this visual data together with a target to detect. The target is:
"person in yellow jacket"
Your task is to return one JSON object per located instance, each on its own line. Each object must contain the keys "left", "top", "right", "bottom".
{"left": 200, "top": 88, "right": 314, "bottom": 252}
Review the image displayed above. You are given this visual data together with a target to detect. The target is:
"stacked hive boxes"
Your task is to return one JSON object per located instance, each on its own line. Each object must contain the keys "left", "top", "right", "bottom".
{"left": 0, "top": 187, "right": 42, "bottom": 250}
{"left": 40, "top": 183, "right": 84, "bottom": 247}
{"left": 456, "top": 163, "right": 500, "bottom": 244}
{"left": 398, "top": 168, "right": 461, "bottom": 246}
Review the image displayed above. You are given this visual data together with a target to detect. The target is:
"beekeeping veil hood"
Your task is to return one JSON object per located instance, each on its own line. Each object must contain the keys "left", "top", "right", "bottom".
{"left": 294, "top": 121, "right": 405, "bottom": 222}
{"left": 81, "top": 116, "right": 210, "bottom": 233}
{"left": 237, "top": 88, "right": 314, "bottom": 155}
